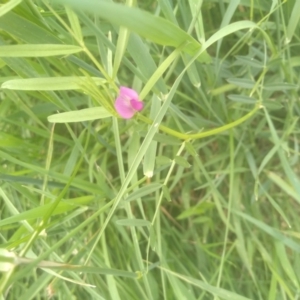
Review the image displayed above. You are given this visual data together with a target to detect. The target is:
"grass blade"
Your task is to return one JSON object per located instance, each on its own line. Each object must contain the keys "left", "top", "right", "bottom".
{"left": 48, "top": 107, "right": 113, "bottom": 123}
{"left": 54, "top": 0, "right": 211, "bottom": 62}
{"left": 2, "top": 77, "right": 105, "bottom": 90}
{"left": 0, "top": 44, "right": 82, "bottom": 57}
{"left": 0, "top": 0, "right": 22, "bottom": 18}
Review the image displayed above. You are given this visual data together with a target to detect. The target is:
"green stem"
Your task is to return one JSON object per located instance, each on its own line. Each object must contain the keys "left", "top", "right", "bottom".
{"left": 137, "top": 103, "right": 261, "bottom": 141}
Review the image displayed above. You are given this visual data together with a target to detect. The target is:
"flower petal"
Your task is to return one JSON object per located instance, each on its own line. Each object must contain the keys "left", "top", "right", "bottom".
{"left": 130, "top": 99, "right": 143, "bottom": 111}
{"left": 120, "top": 86, "right": 139, "bottom": 100}
{"left": 114, "top": 96, "right": 135, "bottom": 119}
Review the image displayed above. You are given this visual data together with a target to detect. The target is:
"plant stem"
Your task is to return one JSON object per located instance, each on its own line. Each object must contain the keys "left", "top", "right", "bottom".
{"left": 137, "top": 103, "right": 261, "bottom": 141}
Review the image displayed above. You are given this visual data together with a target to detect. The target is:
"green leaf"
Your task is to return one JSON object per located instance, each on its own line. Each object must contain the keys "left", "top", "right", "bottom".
{"left": 182, "top": 53, "right": 201, "bottom": 87}
{"left": 113, "top": 26, "right": 130, "bottom": 78}
{"left": 290, "top": 56, "right": 300, "bottom": 67}
{"left": 227, "top": 94, "right": 256, "bottom": 104}
{"left": 139, "top": 132, "right": 181, "bottom": 145}
{"left": 286, "top": 0, "right": 300, "bottom": 43}
{"left": 165, "top": 271, "right": 252, "bottom": 300}
{"left": 162, "top": 185, "right": 171, "bottom": 202}
{"left": 139, "top": 42, "right": 184, "bottom": 100}
{"left": 0, "top": 174, "right": 66, "bottom": 189}
{"left": 127, "top": 33, "right": 167, "bottom": 93}
{"left": 125, "top": 183, "right": 162, "bottom": 202}
{"left": 233, "top": 210, "right": 300, "bottom": 252}
{"left": 2, "top": 77, "right": 106, "bottom": 90}
{"left": 65, "top": 6, "right": 83, "bottom": 42}
{"left": 267, "top": 171, "right": 300, "bottom": 205}
{"left": 174, "top": 156, "right": 191, "bottom": 168}
{"left": 0, "top": 44, "right": 83, "bottom": 57}
{"left": 263, "top": 100, "right": 283, "bottom": 110}
{"left": 54, "top": 0, "right": 211, "bottom": 63}
{"left": 48, "top": 107, "right": 113, "bottom": 123}
{"left": 0, "top": 248, "right": 16, "bottom": 272}
{"left": 153, "top": 133, "right": 181, "bottom": 145}
{"left": 0, "top": 0, "right": 22, "bottom": 18}
{"left": 61, "top": 266, "right": 137, "bottom": 278}
{"left": 177, "top": 202, "right": 215, "bottom": 220}
{"left": 0, "top": 251, "right": 137, "bottom": 278}
{"left": 184, "top": 142, "right": 198, "bottom": 157}
{"left": 264, "top": 108, "right": 300, "bottom": 196}
{"left": 156, "top": 155, "right": 172, "bottom": 166}
{"left": 235, "top": 56, "right": 262, "bottom": 68}
{"left": 0, "top": 201, "right": 85, "bottom": 227}
{"left": 0, "top": 150, "right": 105, "bottom": 195}
{"left": 143, "top": 95, "right": 161, "bottom": 178}
{"left": 227, "top": 78, "right": 255, "bottom": 89}
{"left": 275, "top": 242, "right": 300, "bottom": 288}
{"left": 188, "top": 0, "right": 205, "bottom": 42}
{"left": 263, "top": 82, "right": 298, "bottom": 91}
{"left": 0, "top": 12, "right": 60, "bottom": 43}
{"left": 115, "top": 219, "right": 151, "bottom": 227}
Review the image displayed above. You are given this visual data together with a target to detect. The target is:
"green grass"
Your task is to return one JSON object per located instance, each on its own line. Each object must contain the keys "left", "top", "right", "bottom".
{"left": 0, "top": 0, "right": 300, "bottom": 299}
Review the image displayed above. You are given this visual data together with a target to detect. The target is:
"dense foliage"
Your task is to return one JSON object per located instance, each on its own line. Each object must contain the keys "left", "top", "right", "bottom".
{"left": 0, "top": 0, "right": 299, "bottom": 299}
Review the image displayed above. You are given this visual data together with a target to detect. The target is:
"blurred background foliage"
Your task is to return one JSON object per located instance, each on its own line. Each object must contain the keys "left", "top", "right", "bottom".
{"left": 0, "top": 0, "right": 300, "bottom": 299}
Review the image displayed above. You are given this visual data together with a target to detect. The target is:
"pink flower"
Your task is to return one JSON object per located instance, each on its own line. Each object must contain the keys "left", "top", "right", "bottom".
{"left": 114, "top": 86, "right": 144, "bottom": 119}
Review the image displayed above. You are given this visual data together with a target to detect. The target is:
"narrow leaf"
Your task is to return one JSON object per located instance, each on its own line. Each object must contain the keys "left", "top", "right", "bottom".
{"left": 234, "top": 210, "right": 300, "bottom": 252}
{"left": 235, "top": 56, "right": 262, "bottom": 68}
{"left": 48, "top": 107, "right": 113, "bottom": 123}
{"left": 174, "top": 156, "right": 191, "bottom": 168}
{"left": 115, "top": 219, "right": 151, "bottom": 227}
{"left": 156, "top": 156, "right": 172, "bottom": 166}
{"left": 162, "top": 185, "right": 171, "bottom": 202}
{"left": 2, "top": 77, "right": 106, "bottom": 90}
{"left": 286, "top": 0, "right": 300, "bottom": 43}
{"left": 0, "top": 44, "right": 83, "bottom": 57}
{"left": 65, "top": 6, "right": 83, "bottom": 42}
{"left": 143, "top": 95, "right": 161, "bottom": 177}
{"left": 0, "top": 0, "right": 22, "bottom": 18}
{"left": 227, "top": 78, "right": 255, "bottom": 89}
{"left": 264, "top": 82, "right": 298, "bottom": 91}
{"left": 185, "top": 142, "right": 198, "bottom": 157}
{"left": 54, "top": 0, "right": 211, "bottom": 62}
{"left": 0, "top": 202, "right": 83, "bottom": 227}
{"left": 125, "top": 183, "right": 162, "bottom": 202}
{"left": 227, "top": 94, "right": 256, "bottom": 104}
{"left": 267, "top": 171, "right": 300, "bottom": 204}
